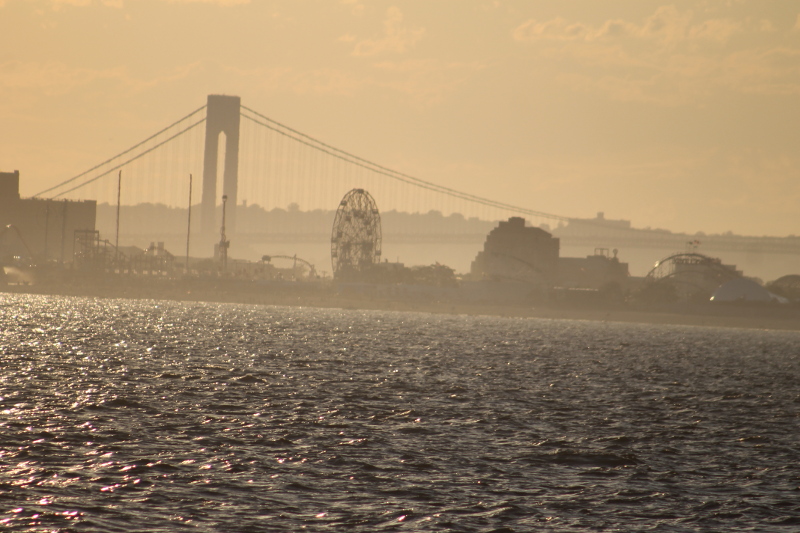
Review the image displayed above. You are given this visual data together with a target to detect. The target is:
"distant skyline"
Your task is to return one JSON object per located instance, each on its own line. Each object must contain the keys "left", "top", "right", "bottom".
{"left": 2, "top": 1, "right": 799, "bottom": 237}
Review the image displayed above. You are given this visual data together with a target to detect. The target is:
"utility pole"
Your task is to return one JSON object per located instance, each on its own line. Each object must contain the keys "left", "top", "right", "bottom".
{"left": 115, "top": 170, "right": 122, "bottom": 266}
{"left": 186, "top": 174, "right": 192, "bottom": 272}
{"left": 43, "top": 204, "right": 50, "bottom": 261}
{"left": 219, "top": 194, "right": 229, "bottom": 272}
{"left": 60, "top": 200, "right": 67, "bottom": 264}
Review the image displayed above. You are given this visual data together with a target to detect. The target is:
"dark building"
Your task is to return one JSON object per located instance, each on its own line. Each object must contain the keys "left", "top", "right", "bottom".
{"left": 471, "top": 217, "right": 631, "bottom": 292}
{"left": 1, "top": 170, "right": 96, "bottom": 262}
{"left": 470, "top": 217, "right": 560, "bottom": 283}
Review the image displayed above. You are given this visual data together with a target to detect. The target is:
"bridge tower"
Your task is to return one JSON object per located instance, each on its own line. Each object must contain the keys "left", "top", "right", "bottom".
{"left": 202, "top": 94, "right": 241, "bottom": 235}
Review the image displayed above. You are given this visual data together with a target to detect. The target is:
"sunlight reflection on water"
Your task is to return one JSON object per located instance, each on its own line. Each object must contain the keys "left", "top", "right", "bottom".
{"left": 1, "top": 293, "right": 799, "bottom": 531}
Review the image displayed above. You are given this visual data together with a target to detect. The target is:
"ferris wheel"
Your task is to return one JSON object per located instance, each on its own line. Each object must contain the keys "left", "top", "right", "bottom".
{"left": 331, "top": 189, "right": 382, "bottom": 278}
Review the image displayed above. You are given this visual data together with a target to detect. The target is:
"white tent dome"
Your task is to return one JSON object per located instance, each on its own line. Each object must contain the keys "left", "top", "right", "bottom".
{"left": 710, "top": 278, "right": 788, "bottom": 303}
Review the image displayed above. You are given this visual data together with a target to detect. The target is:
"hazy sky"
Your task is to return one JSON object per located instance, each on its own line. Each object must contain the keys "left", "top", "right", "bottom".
{"left": 2, "top": 0, "right": 799, "bottom": 236}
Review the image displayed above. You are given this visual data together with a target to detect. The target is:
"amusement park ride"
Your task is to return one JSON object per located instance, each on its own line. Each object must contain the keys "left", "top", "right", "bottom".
{"left": 261, "top": 254, "right": 317, "bottom": 279}
{"left": 330, "top": 189, "right": 382, "bottom": 279}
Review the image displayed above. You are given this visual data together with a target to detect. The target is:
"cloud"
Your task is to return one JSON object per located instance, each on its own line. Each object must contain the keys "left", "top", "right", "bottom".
{"left": 50, "top": 0, "right": 92, "bottom": 8}
{"left": 3, "top": 0, "right": 247, "bottom": 8}
{"left": 688, "top": 18, "right": 740, "bottom": 43}
{"left": 513, "top": 18, "right": 593, "bottom": 42}
{"left": 340, "top": 0, "right": 363, "bottom": 16}
{"left": 758, "top": 19, "right": 776, "bottom": 33}
{"left": 512, "top": 6, "right": 800, "bottom": 104}
{"left": 219, "top": 59, "right": 484, "bottom": 106}
{"left": 639, "top": 5, "right": 694, "bottom": 45}
{"left": 1, "top": 61, "right": 123, "bottom": 94}
{"left": 0, "top": 56, "right": 465, "bottom": 106}
{"left": 596, "top": 19, "right": 636, "bottom": 39}
{"left": 269, "top": 67, "right": 363, "bottom": 97}
{"left": 43, "top": 0, "right": 249, "bottom": 7}
{"left": 161, "top": 0, "right": 250, "bottom": 4}
{"left": 0, "top": 60, "right": 204, "bottom": 97}
{"left": 514, "top": 6, "right": 739, "bottom": 45}
{"left": 350, "top": 6, "right": 424, "bottom": 57}
{"left": 368, "top": 59, "right": 485, "bottom": 105}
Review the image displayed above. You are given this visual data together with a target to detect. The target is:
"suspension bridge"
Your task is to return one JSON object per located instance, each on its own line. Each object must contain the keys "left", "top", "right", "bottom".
{"left": 31, "top": 94, "right": 800, "bottom": 266}
{"left": 34, "top": 94, "right": 570, "bottom": 234}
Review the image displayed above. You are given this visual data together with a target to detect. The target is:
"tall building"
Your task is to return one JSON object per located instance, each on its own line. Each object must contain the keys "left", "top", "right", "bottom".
{"left": 470, "top": 217, "right": 560, "bottom": 283}
{"left": 0, "top": 170, "right": 96, "bottom": 262}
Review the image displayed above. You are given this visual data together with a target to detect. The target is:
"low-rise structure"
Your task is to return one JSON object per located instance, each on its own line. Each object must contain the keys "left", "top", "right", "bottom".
{"left": 558, "top": 248, "right": 629, "bottom": 289}
{"left": 0, "top": 170, "right": 97, "bottom": 262}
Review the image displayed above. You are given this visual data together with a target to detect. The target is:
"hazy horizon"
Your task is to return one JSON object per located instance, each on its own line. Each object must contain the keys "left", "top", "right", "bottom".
{"left": 2, "top": 1, "right": 799, "bottom": 237}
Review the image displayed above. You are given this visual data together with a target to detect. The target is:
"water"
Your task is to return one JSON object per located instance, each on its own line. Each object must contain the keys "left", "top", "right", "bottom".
{"left": 1, "top": 293, "right": 799, "bottom": 532}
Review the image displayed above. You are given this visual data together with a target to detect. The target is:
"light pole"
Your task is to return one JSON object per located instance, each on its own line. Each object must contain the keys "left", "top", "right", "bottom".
{"left": 185, "top": 174, "right": 192, "bottom": 272}
{"left": 115, "top": 170, "right": 121, "bottom": 267}
{"left": 219, "top": 194, "right": 229, "bottom": 272}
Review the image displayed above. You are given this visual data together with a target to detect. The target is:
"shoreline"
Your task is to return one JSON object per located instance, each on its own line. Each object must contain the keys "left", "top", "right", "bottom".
{"left": 3, "top": 277, "right": 800, "bottom": 332}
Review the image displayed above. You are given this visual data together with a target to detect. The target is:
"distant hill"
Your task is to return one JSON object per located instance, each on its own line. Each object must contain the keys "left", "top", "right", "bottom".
{"left": 96, "top": 203, "right": 496, "bottom": 239}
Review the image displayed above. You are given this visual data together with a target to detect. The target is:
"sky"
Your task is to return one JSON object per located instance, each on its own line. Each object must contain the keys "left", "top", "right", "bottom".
{"left": 1, "top": 0, "right": 799, "bottom": 237}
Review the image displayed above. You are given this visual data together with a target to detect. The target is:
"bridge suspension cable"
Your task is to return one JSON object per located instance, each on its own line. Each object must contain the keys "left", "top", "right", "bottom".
{"left": 38, "top": 99, "right": 584, "bottom": 225}
{"left": 240, "top": 105, "right": 570, "bottom": 223}
{"left": 51, "top": 118, "right": 205, "bottom": 199}
{"left": 34, "top": 105, "right": 207, "bottom": 199}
